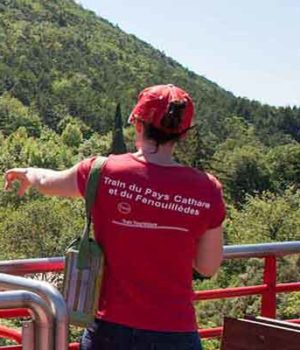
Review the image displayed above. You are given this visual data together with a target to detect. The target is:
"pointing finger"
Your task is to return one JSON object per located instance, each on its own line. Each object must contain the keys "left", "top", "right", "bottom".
{"left": 4, "top": 169, "right": 28, "bottom": 192}
{"left": 17, "top": 182, "right": 28, "bottom": 197}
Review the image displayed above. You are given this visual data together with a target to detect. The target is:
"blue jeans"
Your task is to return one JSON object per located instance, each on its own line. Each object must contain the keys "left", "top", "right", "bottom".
{"left": 80, "top": 319, "right": 204, "bottom": 350}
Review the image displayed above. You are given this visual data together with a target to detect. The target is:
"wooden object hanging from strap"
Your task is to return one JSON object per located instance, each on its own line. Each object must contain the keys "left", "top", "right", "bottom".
{"left": 63, "top": 156, "right": 107, "bottom": 327}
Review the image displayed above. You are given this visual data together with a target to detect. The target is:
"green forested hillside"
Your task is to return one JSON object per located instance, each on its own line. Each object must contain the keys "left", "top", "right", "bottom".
{"left": 1, "top": 0, "right": 300, "bottom": 141}
{"left": 0, "top": 0, "right": 235, "bottom": 134}
{"left": 1, "top": 0, "right": 300, "bottom": 348}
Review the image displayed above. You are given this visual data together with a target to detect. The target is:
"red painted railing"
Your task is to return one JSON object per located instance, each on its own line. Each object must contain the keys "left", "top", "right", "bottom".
{"left": 196, "top": 255, "right": 300, "bottom": 339}
{"left": 0, "top": 242, "right": 299, "bottom": 347}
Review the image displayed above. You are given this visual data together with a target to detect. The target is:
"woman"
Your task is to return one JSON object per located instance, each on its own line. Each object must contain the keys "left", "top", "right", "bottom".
{"left": 4, "top": 84, "right": 225, "bottom": 350}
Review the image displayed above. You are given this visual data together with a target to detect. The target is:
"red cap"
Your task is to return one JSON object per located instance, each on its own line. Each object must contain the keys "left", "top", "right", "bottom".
{"left": 128, "top": 84, "right": 194, "bottom": 134}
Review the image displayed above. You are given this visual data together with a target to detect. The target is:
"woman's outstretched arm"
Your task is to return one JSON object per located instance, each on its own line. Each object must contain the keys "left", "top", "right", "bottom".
{"left": 4, "top": 165, "right": 81, "bottom": 198}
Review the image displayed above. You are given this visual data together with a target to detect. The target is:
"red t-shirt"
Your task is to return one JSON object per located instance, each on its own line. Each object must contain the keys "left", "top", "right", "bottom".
{"left": 77, "top": 153, "right": 225, "bottom": 332}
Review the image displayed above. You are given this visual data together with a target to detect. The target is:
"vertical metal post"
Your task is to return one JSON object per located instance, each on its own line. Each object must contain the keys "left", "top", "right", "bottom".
{"left": 0, "top": 290, "right": 54, "bottom": 350}
{"left": 261, "top": 256, "right": 277, "bottom": 318}
{"left": 22, "top": 320, "right": 35, "bottom": 350}
{"left": 0, "top": 273, "right": 68, "bottom": 350}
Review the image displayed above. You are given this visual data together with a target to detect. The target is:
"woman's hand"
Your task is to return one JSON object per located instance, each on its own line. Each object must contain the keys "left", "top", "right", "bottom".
{"left": 4, "top": 168, "right": 33, "bottom": 196}
{"left": 4, "top": 166, "right": 81, "bottom": 198}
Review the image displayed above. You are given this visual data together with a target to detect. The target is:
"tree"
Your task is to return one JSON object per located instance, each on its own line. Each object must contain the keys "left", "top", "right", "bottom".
{"left": 0, "top": 93, "right": 41, "bottom": 137}
{"left": 211, "top": 144, "right": 272, "bottom": 205}
{"left": 0, "top": 197, "right": 85, "bottom": 260}
{"left": 78, "top": 132, "right": 112, "bottom": 158}
{"left": 267, "top": 143, "right": 300, "bottom": 190}
{"left": 111, "top": 103, "right": 127, "bottom": 154}
{"left": 225, "top": 188, "right": 300, "bottom": 244}
{"left": 61, "top": 123, "right": 83, "bottom": 148}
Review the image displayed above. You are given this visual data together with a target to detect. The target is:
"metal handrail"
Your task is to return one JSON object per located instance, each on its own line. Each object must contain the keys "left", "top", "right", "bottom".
{"left": 0, "top": 241, "right": 299, "bottom": 346}
{"left": 224, "top": 241, "right": 300, "bottom": 259}
{"left": 0, "top": 273, "right": 68, "bottom": 350}
{"left": 0, "top": 257, "right": 64, "bottom": 275}
{"left": 0, "top": 242, "right": 299, "bottom": 276}
{"left": 0, "top": 290, "right": 54, "bottom": 350}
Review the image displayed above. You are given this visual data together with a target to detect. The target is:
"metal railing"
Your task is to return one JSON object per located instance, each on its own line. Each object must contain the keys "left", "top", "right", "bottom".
{"left": 196, "top": 241, "right": 300, "bottom": 339}
{"left": 224, "top": 241, "right": 300, "bottom": 258}
{"left": 0, "top": 290, "right": 54, "bottom": 350}
{"left": 0, "top": 273, "right": 69, "bottom": 349}
{"left": 0, "top": 241, "right": 299, "bottom": 347}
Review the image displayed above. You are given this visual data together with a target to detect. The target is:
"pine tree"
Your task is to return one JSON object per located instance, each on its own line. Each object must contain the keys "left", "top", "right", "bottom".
{"left": 111, "top": 103, "right": 127, "bottom": 154}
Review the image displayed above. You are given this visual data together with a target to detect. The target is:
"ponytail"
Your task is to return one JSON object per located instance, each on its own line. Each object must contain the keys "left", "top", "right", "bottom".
{"left": 160, "top": 101, "right": 187, "bottom": 130}
{"left": 142, "top": 100, "right": 195, "bottom": 151}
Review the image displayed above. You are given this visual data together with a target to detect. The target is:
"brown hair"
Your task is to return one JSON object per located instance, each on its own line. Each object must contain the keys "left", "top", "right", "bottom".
{"left": 143, "top": 101, "right": 188, "bottom": 147}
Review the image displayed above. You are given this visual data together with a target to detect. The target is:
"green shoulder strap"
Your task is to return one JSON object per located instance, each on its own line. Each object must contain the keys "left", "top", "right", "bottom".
{"left": 85, "top": 156, "right": 107, "bottom": 222}
{"left": 77, "top": 156, "right": 107, "bottom": 269}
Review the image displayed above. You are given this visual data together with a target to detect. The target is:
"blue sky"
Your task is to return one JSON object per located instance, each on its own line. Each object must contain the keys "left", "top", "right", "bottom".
{"left": 78, "top": 0, "right": 300, "bottom": 107}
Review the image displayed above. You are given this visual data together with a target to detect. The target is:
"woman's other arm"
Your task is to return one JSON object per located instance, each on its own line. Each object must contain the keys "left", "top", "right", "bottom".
{"left": 194, "top": 226, "right": 224, "bottom": 277}
{"left": 4, "top": 165, "right": 81, "bottom": 198}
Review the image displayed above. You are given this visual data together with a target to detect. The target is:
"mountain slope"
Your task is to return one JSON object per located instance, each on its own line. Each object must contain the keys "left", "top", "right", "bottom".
{"left": 0, "top": 0, "right": 299, "bottom": 142}
{"left": 0, "top": 0, "right": 235, "bottom": 131}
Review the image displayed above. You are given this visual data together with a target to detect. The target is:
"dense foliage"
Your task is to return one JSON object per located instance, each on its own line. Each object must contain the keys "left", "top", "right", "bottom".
{"left": 0, "top": 0, "right": 300, "bottom": 347}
